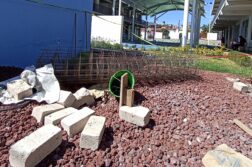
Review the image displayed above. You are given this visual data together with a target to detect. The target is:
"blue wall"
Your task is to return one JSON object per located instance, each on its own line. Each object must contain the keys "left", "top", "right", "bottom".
{"left": 0, "top": 0, "right": 93, "bottom": 67}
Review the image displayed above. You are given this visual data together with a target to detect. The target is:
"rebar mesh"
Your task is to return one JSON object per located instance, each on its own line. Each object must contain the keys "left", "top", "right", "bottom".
{"left": 37, "top": 48, "right": 199, "bottom": 86}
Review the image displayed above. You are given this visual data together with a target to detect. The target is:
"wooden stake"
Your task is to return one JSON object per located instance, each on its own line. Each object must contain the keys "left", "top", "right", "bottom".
{"left": 126, "top": 89, "right": 134, "bottom": 107}
{"left": 233, "top": 119, "right": 252, "bottom": 138}
{"left": 119, "top": 73, "right": 128, "bottom": 107}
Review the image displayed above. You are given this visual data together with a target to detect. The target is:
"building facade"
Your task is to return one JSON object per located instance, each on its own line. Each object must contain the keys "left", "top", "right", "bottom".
{"left": 93, "top": 0, "right": 146, "bottom": 42}
{"left": 211, "top": 0, "right": 252, "bottom": 50}
{"left": 0, "top": 0, "right": 93, "bottom": 67}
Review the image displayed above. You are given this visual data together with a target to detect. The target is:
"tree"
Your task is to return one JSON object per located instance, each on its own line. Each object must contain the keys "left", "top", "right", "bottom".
{"left": 201, "top": 24, "right": 209, "bottom": 39}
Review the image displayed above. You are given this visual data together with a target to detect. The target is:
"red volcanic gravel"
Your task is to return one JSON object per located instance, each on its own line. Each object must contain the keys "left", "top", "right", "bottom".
{"left": 1, "top": 71, "right": 252, "bottom": 167}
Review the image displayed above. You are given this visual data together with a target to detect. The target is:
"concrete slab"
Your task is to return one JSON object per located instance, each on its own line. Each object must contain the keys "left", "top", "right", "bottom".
{"left": 57, "top": 90, "right": 76, "bottom": 107}
{"left": 119, "top": 106, "right": 150, "bottom": 126}
{"left": 7, "top": 79, "right": 33, "bottom": 100}
{"left": 9, "top": 124, "right": 62, "bottom": 167}
{"left": 44, "top": 107, "right": 78, "bottom": 125}
{"left": 80, "top": 116, "right": 106, "bottom": 150}
{"left": 32, "top": 103, "right": 64, "bottom": 123}
{"left": 61, "top": 107, "right": 95, "bottom": 137}
{"left": 233, "top": 82, "right": 249, "bottom": 93}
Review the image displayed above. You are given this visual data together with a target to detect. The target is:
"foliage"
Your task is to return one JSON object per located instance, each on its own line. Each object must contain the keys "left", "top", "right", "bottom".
{"left": 91, "top": 39, "right": 123, "bottom": 50}
{"left": 228, "top": 53, "right": 252, "bottom": 67}
{"left": 165, "top": 46, "right": 224, "bottom": 56}
{"left": 196, "top": 58, "right": 252, "bottom": 78}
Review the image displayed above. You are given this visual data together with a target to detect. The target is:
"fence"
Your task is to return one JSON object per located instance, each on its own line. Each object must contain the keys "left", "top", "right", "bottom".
{"left": 37, "top": 48, "right": 199, "bottom": 86}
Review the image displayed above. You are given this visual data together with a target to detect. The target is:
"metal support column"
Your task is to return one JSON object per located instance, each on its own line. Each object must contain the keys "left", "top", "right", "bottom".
{"left": 144, "top": 15, "right": 148, "bottom": 40}
{"left": 131, "top": 5, "right": 136, "bottom": 42}
{"left": 182, "top": 0, "right": 190, "bottom": 47}
{"left": 154, "top": 15, "right": 157, "bottom": 41}
{"left": 118, "top": 0, "right": 122, "bottom": 16}
{"left": 190, "top": 0, "right": 197, "bottom": 47}
{"left": 112, "top": 0, "right": 116, "bottom": 15}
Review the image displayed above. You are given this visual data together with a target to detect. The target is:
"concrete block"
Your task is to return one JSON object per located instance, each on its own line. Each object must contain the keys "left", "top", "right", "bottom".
{"left": 226, "top": 77, "right": 240, "bottom": 83}
{"left": 7, "top": 79, "right": 33, "bottom": 100}
{"left": 9, "top": 124, "right": 62, "bottom": 167}
{"left": 32, "top": 103, "right": 64, "bottom": 123}
{"left": 72, "top": 88, "right": 95, "bottom": 108}
{"left": 80, "top": 116, "right": 106, "bottom": 150}
{"left": 57, "top": 90, "right": 76, "bottom": 107}
{"left": 44, "top": 107, "right": 78, "bottom": 125}
{"left": 119, "top": 106, "right": 150, "bottom": 126}
{"left": 61, "top": 107, "right": 95, "bottom": 137}
{"left": 233, "top": 82, "right": 249, "bottom": 93}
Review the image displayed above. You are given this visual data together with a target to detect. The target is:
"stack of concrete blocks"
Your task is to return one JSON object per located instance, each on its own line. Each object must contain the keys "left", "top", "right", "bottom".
{"left": 7, "top": 79, "right": 33, "bottom": 100}
{"left": 61, "top": 107, "right": 95, "bottom": 137}
{"left": 80, "top": 115, "right": 106, "bottom": 150}
{"left": 72, "top": 88, "right": 95, "bottom": 109}
{"left": 119, "top": 106, "right": 150, "bottom": 127}
{"left": 9, "top": 124, "right": 62, "bottom": 167}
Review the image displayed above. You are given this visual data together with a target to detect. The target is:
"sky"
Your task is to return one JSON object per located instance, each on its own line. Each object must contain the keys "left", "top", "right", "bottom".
{"left": 146, "top": 0, "right": 214, "bottom": 27}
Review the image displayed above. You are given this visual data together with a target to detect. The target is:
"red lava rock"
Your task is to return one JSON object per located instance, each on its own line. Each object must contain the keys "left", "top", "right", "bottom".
{"left": 1, "top": 72, "right": 252, "bottom": 166}
{"left": 5, "top": 139, "right": 15, "bottom": 146}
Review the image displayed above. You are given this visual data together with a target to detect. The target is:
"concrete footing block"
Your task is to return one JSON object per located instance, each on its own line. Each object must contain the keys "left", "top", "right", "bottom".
{"left": 32, "top": 103, "right": 64, "bottom": 123}
{"left": 119, "top": 106, "right": 150, "bottom": 126}
{"left": 72, "top": 88, "right": 95, "bottom": 108}
{"left": 9, "top": 124, "right": 62, "bottom": 167}
{"left": 233, "top": 82, "right": 249, "bottom": 93}
{"left": 7, "top": 79, "right": 33, "bottom": 100}
{"left": 80, "top": 116, "right": 106, "bottom": 150}
{"left": 57, "top": 90, "right": 76, "bottom": 107}
{"left": 44, "top": 107, "right": 78, "bottom": 125}
{"left": 61, "top": 107, "right": 95, "bottom": 137}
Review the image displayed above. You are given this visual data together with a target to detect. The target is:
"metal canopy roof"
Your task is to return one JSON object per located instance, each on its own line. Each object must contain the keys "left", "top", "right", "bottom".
{"left": 125, "top": 0, "right": 205, "bottom": 16}
{"left": 211, "top": 0, "right": 252, "bottom": 30}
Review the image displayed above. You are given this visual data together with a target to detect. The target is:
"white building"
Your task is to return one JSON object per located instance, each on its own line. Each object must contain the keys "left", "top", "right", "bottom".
{"left": 211, "top": 0, "right": 252, "bottom": 50}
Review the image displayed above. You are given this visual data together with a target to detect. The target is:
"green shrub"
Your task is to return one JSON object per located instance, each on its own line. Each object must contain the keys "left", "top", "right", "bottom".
{"left": 91, "top": 39, "right": 123, "bottom": 50}
{"left": 228, "top": 54, "right": 252, "bottom": 67}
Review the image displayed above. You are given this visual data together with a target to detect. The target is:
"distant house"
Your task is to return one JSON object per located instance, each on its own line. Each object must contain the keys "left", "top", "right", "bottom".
{"left": 0, "top": 0, "right": 93, "bottom": 67}
{"left": 92, "top": 0, "right": 146, "bottom": 43}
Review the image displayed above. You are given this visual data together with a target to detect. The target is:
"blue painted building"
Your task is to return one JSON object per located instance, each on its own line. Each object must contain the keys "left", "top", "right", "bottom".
{"left": 0, "top": 0, "right": 93, "bottom": 67}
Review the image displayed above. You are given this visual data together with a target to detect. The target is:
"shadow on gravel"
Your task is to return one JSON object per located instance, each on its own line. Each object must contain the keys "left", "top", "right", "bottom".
{"left": 37, "top": 139, "right": 75, "bottom": 167}
{"left": 142, "top": 119, "right": 156, "bottom": 130}
{"left": 134, "top": 91, "right": 147, "bottom": 105}
{"left": 100, "top": 127, "right": 114, "bottom": 151}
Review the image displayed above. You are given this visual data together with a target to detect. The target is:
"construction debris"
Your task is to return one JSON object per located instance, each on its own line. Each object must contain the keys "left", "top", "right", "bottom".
{"left": 44, "top": 107, "right": 78, "bottom": 125}
{"left": 7, "top": 79, "right": 32, "bottom": 101}
{"left": 225, "top": 77, "right": 240, "bottom": 83}
{"left": 31, "top": 103, "right": 64, "bottom": 123}
{"left": 202, "top": 144, "right": 252, "bottom": 167}
{"left": 72, "top": 88, "right": 95, "bottom": 109}
{"left": 61, "top": 107, "right": 95, "bottom": 137}
{"left": 89, "top": 89, "right": 105, "bottom": 99}
{"left": 233, "top": 119, "right": 252, "bottom": 138}
{"left": 9, "top": 124, "right": 62, "bottom": 167}
{"left": 119, "top": 73, "right": 128, "bottom": 107}
{"left": 80, "top": 115, "right": 106, "bottom": 150}
{"left": 126, "top": 89, "right": 135, "bottom": 107}
{"left": 57, "top": 90, "right": 76, "bottom": 107}
{"left": 0, "top": 64, "right": 60, "bottom": 104}
{"left": 119, "top": 106, "right": 150, "bottom": 126}
{"left": 233, "top": 82, "right": 249, "bottom": 93}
